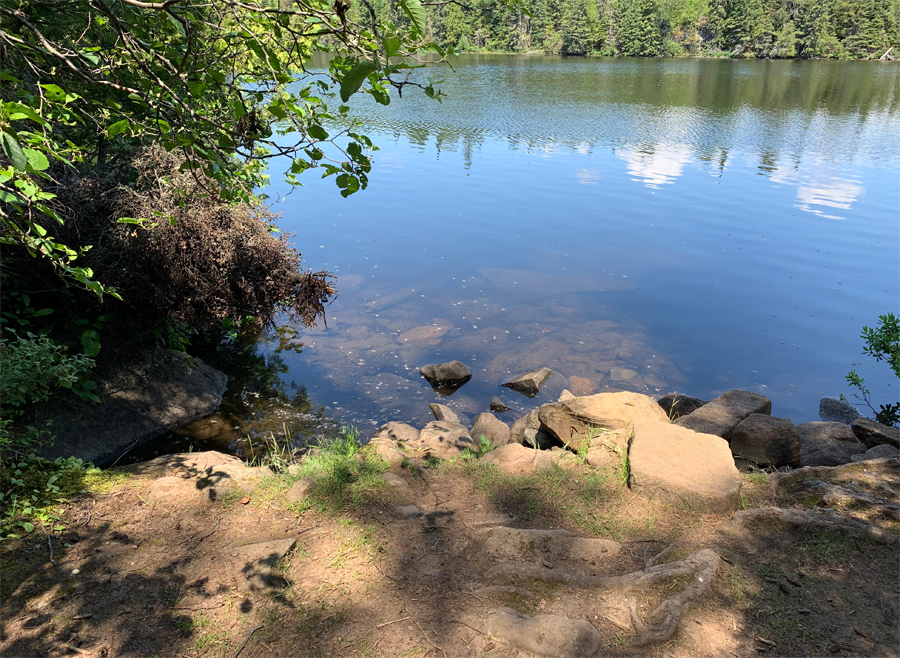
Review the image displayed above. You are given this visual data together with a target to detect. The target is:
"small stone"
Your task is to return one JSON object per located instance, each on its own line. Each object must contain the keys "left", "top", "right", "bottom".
{"left": 479, "top": 443, "right": 555, "bottom": 475}
{"left": 382, "top": 472, "right": 409, "bottom": 487}
{"left": 285, "top": 478, "right": 315, "bottom": 504}
{"left": 502, "top": 368, "right": 556, "bottom": 398}
{"left": 428, "top": 403, "right": 466, "bottom": 427}
{"left": 229, "top": 538, "right": 297, "bottom": 592}
{"left": 819, "top": 397, "right": 862, "bottom": 424}
{"left": 395, "top": 505, "right": 421, "bottom": 519}
{"left": 490, "top": 396, "right": 512, "bottom": 413}
{"left": 609, "top": 367, "right": 637, "bottom": 382}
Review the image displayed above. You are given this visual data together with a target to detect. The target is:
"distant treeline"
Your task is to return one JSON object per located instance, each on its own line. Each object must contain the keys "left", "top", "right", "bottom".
{"left": 347, "top": 0, "right": 899, "bottom": 59}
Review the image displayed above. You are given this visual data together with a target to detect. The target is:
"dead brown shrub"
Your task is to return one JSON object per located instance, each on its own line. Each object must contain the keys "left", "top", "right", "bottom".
{"left": 46, "top": 147, "right": 334, "bottom": 330}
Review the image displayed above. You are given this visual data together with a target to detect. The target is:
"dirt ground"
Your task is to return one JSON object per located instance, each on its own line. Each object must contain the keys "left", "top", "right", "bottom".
{"left": 1, "top": 452, "right": 898, "bottom": 658}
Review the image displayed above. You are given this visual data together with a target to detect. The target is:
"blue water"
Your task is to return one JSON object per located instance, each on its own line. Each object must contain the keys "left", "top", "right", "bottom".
{"left": 260, "top": 55, "right": 899, "bottom": 432}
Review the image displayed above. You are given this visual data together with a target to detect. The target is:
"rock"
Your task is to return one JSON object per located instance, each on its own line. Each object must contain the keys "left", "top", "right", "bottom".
{"left": 471, "top": 413, "right": 511, "bottom": 447}
{"left": 851, "top": 418, "right": 900, "bottom": 449}
{"left": 729, "top": 414, "right": 800, "bottom": 467}
{"left": 420, "top": 361, "right": 472, "bottom": 393}
{"left": 195, "top": 461, "right": 272, "bottom": 499}
{"left": 558, "top": 389, "right": 576, "bottom": 402}
{"left": 656, "top": 393, "right": 708, "bottom": 420}
{"left": 132, "top": 451, "right": 271, "bottom": 501}
{"left": 479, "top": 443, "right": 555, "bottom": 475}
{"left": 408, "top": 421, "right": 475, "bottom": 459}
{"left": 395, "top": 504, "right": 421, "bottom": 519}
{"left": 819, "top": 397, "right": 862, "bottom": 423}
{"left": 490, "top": 396, "right": 512, "bottom": 413}
{"left": 629, "top": 420, "right": 742, "bottom": 513}
{"left": 567, "top": 376, "right": 597, "bottom": 397}
{"left": 148, "top": 476, "right": 204, "bottom": 504}
{"left": 674, "top": 390, "right": 771, "bottom": 439}
{"left": 428, "top": 403, "right": 467, "bottom": 427}
{"left": 371, "top": 421, "right": 419, "bottom": 445}
{"left": 123, "top": 450, "right": 244, "bottom": 478}
{"left": 285, "top": 477, "right": 315, "bottom": 504}
{"left": 510, "top": 409, "right": 558, "bottom": 449}
{"left": 382, "top": 472, "right": 409, "bottom": 487}
{"left": 502, "top": 367, "right": 556, "bottom": 398}
{"left": 229, "top": 538, "right": 296, "bottom": 592}
{"left": 367, "top": 440, "right": 405, "bottom": 466}
{"left": 609, "top": 367, "right": 638, "bottom": 382}
{"left": 851, "top": 444, "right": 900, "bottom": 461}
{"left": 797, "top": 422, "right": 867, "bottom": 467}
{"left": 583, "top": 430, "right": 630, "bottom": 470}
{"left": 486, "top": 607, "right": 601, "bottom": 657}
{"left": 538, "top": 391, "right": 668, "bottom": 451}
{"left": 39, "top": 348, "right": 228, "bottom": 465}
{"left": 398, "top": 325, "right": 448, "bottom": 347}
{"left": 481, "top": 527, "right": 620, "bottom": 562}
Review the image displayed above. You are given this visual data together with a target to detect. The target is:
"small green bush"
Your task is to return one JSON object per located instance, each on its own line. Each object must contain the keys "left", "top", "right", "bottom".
{"left": 845, "top": 313, "right": 900, "bottom": 427}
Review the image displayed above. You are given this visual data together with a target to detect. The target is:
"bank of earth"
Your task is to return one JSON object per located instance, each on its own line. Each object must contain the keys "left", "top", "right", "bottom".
{"left": 2, "top": 389, "right": 898, "bottom": 658}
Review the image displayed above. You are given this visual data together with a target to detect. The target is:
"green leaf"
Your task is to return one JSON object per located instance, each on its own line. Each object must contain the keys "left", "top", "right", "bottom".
{"left": 340, "top": 60, "right": 378, "bottom": 102}
{"left": 40, "top": 84, "right": 65, "bottom": 101}
{"left": 383, "top": 35, "right": 402, "bottom": 57}
{"left": 81, "top": 329, "right": 101, "bottom": 357}
{"left": 107, "top": 120, "right": 129, "bottom": 137}
{"left": 19, "top": 521, "right": 34, "bottom": 533}
{"left": 307, "top": 124, "right": 329, "bottom": 141}
{"left": 399, "top": 0, "right": 427, "bottom": 37}
{"left": 1, "top": 132, "right": 27, "bottom": 170}
{"left": 23, "top": 149, "right": 49, "bottom": 172}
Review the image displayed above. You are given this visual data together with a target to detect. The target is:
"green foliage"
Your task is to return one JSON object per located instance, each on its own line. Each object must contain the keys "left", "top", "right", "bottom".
{"left": 406, "top": 0, "right": 897, "bottom": 57}
{"left": 845, "top": 313, "right": 900, "bottom": 427}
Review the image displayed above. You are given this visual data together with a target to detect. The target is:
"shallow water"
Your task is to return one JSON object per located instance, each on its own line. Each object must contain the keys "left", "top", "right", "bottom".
{"left": 147, "top": 56, "right": 900, "bottom": 456}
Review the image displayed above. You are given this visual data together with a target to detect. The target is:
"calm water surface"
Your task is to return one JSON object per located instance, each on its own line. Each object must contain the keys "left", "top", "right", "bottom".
{"left": 181, "top": 56, "right": 900, "bottom": 453}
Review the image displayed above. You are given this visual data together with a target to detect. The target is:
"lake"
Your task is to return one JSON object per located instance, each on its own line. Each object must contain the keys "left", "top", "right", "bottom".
{"left": 151, "top": 55, "right": 900, "bottom": 456}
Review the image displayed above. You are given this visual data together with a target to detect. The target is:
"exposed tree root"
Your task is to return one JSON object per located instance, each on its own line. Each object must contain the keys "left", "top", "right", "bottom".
{"left": 731, "top": 506, "right": 900, "bottom": 544}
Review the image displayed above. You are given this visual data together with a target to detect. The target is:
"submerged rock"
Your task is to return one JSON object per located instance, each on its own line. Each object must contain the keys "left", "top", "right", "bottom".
{"left": 490, "top": 396, "right": 512, "bottom": 413}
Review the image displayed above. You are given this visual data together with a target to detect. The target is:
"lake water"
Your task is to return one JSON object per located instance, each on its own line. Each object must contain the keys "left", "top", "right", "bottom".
{"left": 146, "top": 56, "right": 900, "bottom": 457}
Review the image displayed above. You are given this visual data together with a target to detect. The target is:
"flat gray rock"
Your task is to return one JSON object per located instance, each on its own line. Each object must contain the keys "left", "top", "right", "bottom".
{"left": 674, "top": 389, "right": 771, "bottom": 439}
{"left": 798, "top": 422, "right": 867, "bottom": 467}
{"left": 230, "top": 538, "right": 297, "bottom": 592}
{"left": 38, "top": 349, "right": 227, "bottom": 465}
{"left": 819, "top": 396, "right": 862, "bottom": 423}
{"left": 851, "top": 418, "right": 900, "bottom": 449}
{"left": 729, "top": 414, "right": 800, "bottom": 467}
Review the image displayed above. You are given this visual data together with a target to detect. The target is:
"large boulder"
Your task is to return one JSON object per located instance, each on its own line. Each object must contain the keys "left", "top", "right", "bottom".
{"left": 367, "top": 421, "right": 418, "bottom": 465}
{"left": 629, "top": 420, "right": 742, "bottom": 513}
{"left": 851, "top": 418, "right": 900, "bottom": 449}
{"left": 656, "top": 393, "right": 708, "bottom": 420}
{"left": 408, "top": 421, "right": 475, "bottom": 459}
{"left": 39, "top": 348, "right": 228, "bottom": 465}
{"left": 471, "top": 412, "right": 511, "bottom": 447}
{"left": 729, "top": 414, "right": 800, "bottom": 467}
{"left": 502, "top": 367, "right": 556, "bottom": 398}
{"left": 819, "top": 396, "right": 862, "bottom": 423}
{"left": 851, "top": 443, "right": 900, "bottom": 461}
{"left": 538, "top": 391, "right": 668, "bottom": 451}
{"left": 419, "top": 361, "right": 472, "bottom": 393}
{"left": 674, "top": 390, "right": 771, "bottom": 439}
{"left": 797, "top": 422, "right": 867, "bottom": 467}
{"left": 479, "top": 443, "right": 555, "bottom": 475}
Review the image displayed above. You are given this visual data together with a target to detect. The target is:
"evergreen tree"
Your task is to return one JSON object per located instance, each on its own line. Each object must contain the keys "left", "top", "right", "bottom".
{"left": 617, "top": 0, "right": 665, "bottom": 55}
{"left": 562, "top": 0, "right": 593, "bottom": 54}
